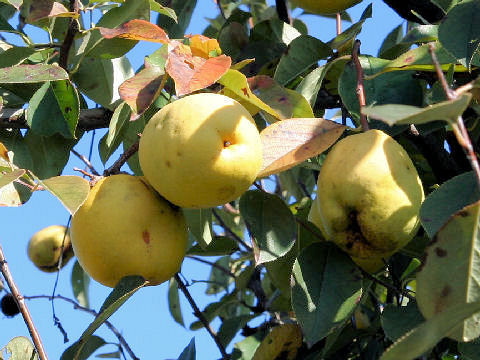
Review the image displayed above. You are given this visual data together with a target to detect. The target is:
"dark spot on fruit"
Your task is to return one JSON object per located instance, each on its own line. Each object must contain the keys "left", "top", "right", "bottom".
{"left": 223, "top": 140, "right": 231, "bottom": 147}
{"left": 441, "top": 285, "right": 451, "bottom": 297}
{"left": 278, "top": 96, "right": 287, "bottom": 103}
{"left": 1, "top": 294, "right": 20, "bottom": 317}
{"left": 177, "top": 151, "right": 182, "bottom": 157}
{"left": 434, "top": 247, "right": 447, "bottom": 257}
{"left": 142, "top": 230, "right": 150, "bottom": 244}
{"left": 165, "top": 160, "right": 171, "bottom": 168}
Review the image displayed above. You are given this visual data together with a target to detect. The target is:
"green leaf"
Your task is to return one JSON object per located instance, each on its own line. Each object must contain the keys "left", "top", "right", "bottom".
{"left": 183, "top": 208, "right": 213, "bottom": 248}
{"left": 27, "top": 80, "right": 80, "bottom": 139}
{"left": 168, "top": 277, "right": 184, "bottom": 327}
{"left": 296, "top": 65, "right": 329, "bottom": 108}
{"left": 205, "top": 256, "right": 233, "bottom": 295}
{"left": 99, "top": 102, "right": 131, "bottom": 164}
{"left": 274, "top": 35, "right": 332, "bottom": 86}
{"left": 189, "top": 293, "right": 239, "bottom": 330}
{"left": 37, "top": 175, "right": 90, "bottom": 215}
{"left": 328, "top": 4, "right": 372, "bottom": 52}
{"left": 0, "top": 46, "right": 36, "bottom": 68}
{"left": 157, "top": 0, "right": 196, "bottom": 39}
{"left": 239, "top": 190, "right": 296, "bottom": 264}
{"left": 438, "top": 0, "right": 480, "bottom": 69}
{"left": 72, "top": 56, "right": 134, "bottom": 110}
{"left": 339, "top": 56, "right": 423, "bottom": 122}
{"left": 381, "top": 301, "right": 480, "bottom": 360}
{"left": 69, "top": 276, "right": 147, "bottom": 358}
{"left": 177, "top": 338, "right": 195, "bottom": 360}
{"left": 421, "top": 171, "right": 480, "bottom": 238}
{"left": 231, "top": 331, "right": 266, "bottom": 360}
{"left": 218, "top": 314, "right": 256, "bottom": 348}
{"left": 71, "top": 260, "right": 90, "bottom": 308}
{"left": 0, "top": 64, "right": 68, "bottom": 83}
{"left": 381, "top": 301, "right": 424, "bottom": 342}
{"left": 60, "top": 335, "right": 106, "bottom": 360}
{"left": 291, "top": 242, "right": 363, "bottom": 346}
{"left": 0, "top": 168, "right": 25, "bottom": 189}
{"left": 416, "top": 200, "right": 480, "bottom": 342}
{"left": 378, "top": 24, "right": 411, "bottom": 60}
{"left": 149, "top": 1, "right": 177, "bottom": 22}
{"left": 187, "top": 236, "right": 239, "bottom": 256}
{"left": 5, "top": 336, "right": 38, "bottom": 360}
{"left": 362, "top": 93, "right": 472, "bottom": 126}
{"left": 458, "top": 338, "right": 480, "bottom": 360}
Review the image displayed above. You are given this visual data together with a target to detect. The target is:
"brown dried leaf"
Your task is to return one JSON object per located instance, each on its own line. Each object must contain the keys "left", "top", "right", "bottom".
{"left": 27, "top": 0, "right": 77, "bottom": 23}
{"left": 259, "top": 118, "right": 346, "bottom": 178}
{"left": 98, "top": 19, "right": 169, "bottom": 44}
{"left": 166, "top": 41, "right": 231, "bottom": 96}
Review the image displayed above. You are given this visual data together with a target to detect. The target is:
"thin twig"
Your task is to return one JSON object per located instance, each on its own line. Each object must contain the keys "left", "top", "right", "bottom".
{"left": 428, "top": 43, "right": 480, "bottom": 188}
{"left": 352, "top": 40, "right": 369, "bottom": 132}
{"left": 186, "top": 256, "right": 236, "bottom": 278}
{"left": 0, "top": 244, "right": 48, "bottom": 360}
{"left": 211, "top": 209, "right": 252, "bottom": 251}
{"left": 360, "top": 269, "right": 415, "bottom": 301}
{"left": 59, "top": 0, "right": 80, "bottom": 70}
{"left": 174, "top": 274, "right": 229, "bottom": 359}
{"left": 214, "top": 0, "right": 226, "bottom": 20}
{"left": 71, "top": 149, "right": 100, "bottom": 176}
{"left": 104, "top": 141, "right": 140, "bottom": 176}
{"left": 24, "top": 295, "right": 139, "bottom": 360}
{"left": 336, "top": 13, "right": 342, "bottom": 35}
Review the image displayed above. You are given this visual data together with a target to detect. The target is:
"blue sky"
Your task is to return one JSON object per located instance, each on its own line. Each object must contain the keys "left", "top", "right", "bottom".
{"left": 0, "top": 1, "right": 403, "bottom": 359}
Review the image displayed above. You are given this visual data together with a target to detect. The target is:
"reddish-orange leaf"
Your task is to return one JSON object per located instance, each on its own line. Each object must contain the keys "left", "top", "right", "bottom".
{"left": 27, "top": 0, "right": 76, "bottom": 23}
{"left": 186, "top": 34, "right": 222, "bottom": 58}
{"left": 259, "top": 118, "right": 346, "bottom": 178}
{"left": 119, "top": 66, "right": 165, "bottom": 115}
{"left": 166, "top": 41, "right": 231, "bottom": 96}
{"left": 99, "top": 19, "right": 169, "bottom": 44}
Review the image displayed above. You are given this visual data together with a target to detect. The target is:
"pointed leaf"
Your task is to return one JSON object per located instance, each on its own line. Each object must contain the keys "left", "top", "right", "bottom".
{"left": 177, "top": 338, "right": 195, "bottom": 360}
{"left": 219, "top": 69, "right": 281, "bottom": 119}
{"left": 218, "top": 315, "right": 256, "bottom": 348}
{"left": 416, "top": 200, "right": 480, "bottom": 342}
{"left": 421, "top": 171, "right": 480, "bottom": 238}
{"left": 291, "top": 242, "right": 363, "bottom": 346}
{"left": 0, "top": 64, "right": 68, "bottom": 83}
{"left": 156, "top": 0, "right": 196, "bottom": 39}
{"left": 252, "top": 324, "right": 302, "bottom": 360}
{"left": 381, "top": 301, "right": 480, "bottom": 360}
{"left": 37, "top": 175, "right": 90, "bottom": 215}
{"left": 183, "top": 208, "right": 213, "bottom": 248}
{"left": 239, "top": 190, "right": 296, "bottom": 264}
{"left": 362, "top": 93, "right": 472, "bottom": 126}
{"left": 187, "top": 236, "right": 239, "bottom": 256}
{"left": 381, "top": 301, "right": 424, "bottom": 342}
{"left": 60, "top": 335, "right": 106, "bottom": 360}
{"left": 259, "top": 118, "right": 345, "bottom": 178}
{"left": 438, "top": 0, "right": 480, "bottom": 69}
{"left": 27, "top": 0, "right": 76, "bottom": 23}
{"left": 71, "top": 260, "right": 90, "bottom": 308}
{"left": 99, "top": 19, "right": 169, "bottom": 43}
{"left": 168, "top": 277, "right": 184, "bottom": 327}
{"left": 166, "top": 41, "right": 231, "bottom": 96}
{"left": 0, "top": 168, "right": 25, "bottom": 189}
{"left": 0, "top": 180, "right": 31, "bottom": 206}
{"left": 149, "top": 1, "right": 177, "bottom": 22}
{"left": 205, "top": 256, "right": 232, "bottom": 294}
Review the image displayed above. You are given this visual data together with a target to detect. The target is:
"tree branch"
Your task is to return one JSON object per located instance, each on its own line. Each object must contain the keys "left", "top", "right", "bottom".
{"left": 59, "top": 0, "right": 80, "bottom": 70}
{"left": 0, "top": 108, "right": 113, "bottom": 131}
{"left": 104, "top": 141, "right": 140, "bottom": 176}
{"left": 212, "top": 209, "right": 252, "bottom": 252}
{"left": 0, "top": 243, "right": 48, "bottom": 360}
{"left": 352, "top": 40, "right": 369, "bottom": 132}
{"left": 174, "top": 274, "right": 229, "bottom": 359}
{"left": 24, "top": 294, "right": 139, "bottom": 360}
{"left": 186, "top": 256, "right": 236, "bottom": 278}
{"left": 275, "top": 0, "right": 291, "bottom": 24}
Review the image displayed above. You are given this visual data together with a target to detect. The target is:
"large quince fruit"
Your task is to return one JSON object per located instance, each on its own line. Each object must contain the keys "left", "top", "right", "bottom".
{"left": 28, "top": 225, "right": 73, "bottom": 272}
{"left": 139, "top": 93, "right": 263, "bottom": 209}
{"left": 308, "top": 129, "right": 424, "bottom": 272}
{"left": 70, "top": 174, "right": 188, "bottom": 288}
{"left": 290, "top": 0, "right": 363, "bottom": 15}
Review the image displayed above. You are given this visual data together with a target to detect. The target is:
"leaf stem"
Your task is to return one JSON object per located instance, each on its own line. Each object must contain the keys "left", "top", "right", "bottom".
{"left": 352, "top": 40, "right": 369, "bottom": 132}
{"left": 336, "top": 13, "right": 342, "bottom": 35}
{"left": 71, "top": 149, "right": 100, "bottom": 176}
{"left": 0, "top": 243, "right": 49, "bottom": 360}
{"left": 174, "top": 273, "right": 229, "bottom": 359}
{"left": 212, "top": 209, "right": 252, "bottom": 251}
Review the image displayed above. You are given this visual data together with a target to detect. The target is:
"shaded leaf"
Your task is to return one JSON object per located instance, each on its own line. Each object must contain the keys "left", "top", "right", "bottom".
{"left": 183, "top": 208, "right": 213, "bottom": 248}
{"left": 218, "top": 315, "right": 256, "bottom": 348}
{"left": 99, "top": 19, "right": 169, "bottom": 43}
{"left": 458, "top": 338, "right": 480, "bottom": 360}
{"left": 416, "top": 200, "right": 480, "bottom": 342}
{"left": 37, "top": 175, "right": 90, "bottom": 215}
{"left": 381, "top": 301, "right": 480, "bottom": 360}
{"left": 421, "top": 171, "right": 480, "bottom": 238}
{"left": 187, "top": 236, "right": 239, "bottom": 256}
{"left": 274, "top": 35, "right": 333, "bottom": 86}
{"left": 71, "top": 260, "right": 90, "bottom": 308}
{"left": 166, "top": 40, "right": 231, "bottom": 96}
{"left": 252, "top": 324, "right": 302, "bottom": 360}
{"left": 0, "top": 46, "right": 36, "bottom": 68}
{"left": 239, "top": 190, "right": 296, "bottom": 264}
{"left": 438, "top": 0, "right": 480, "bottom": 69}
{"left": 26, "top": 0, "right": 76, "bottom": 23}
{"left": 156, "top": 0, "right": 196, "bottom": 39}
{"left": 381, "top": 301, "right": 424, "bottom": 342}
{"left": 259, "top": 118, "right": 345, "bottom": 178}
{"left": 60, "top": 335, "right": 106, "bottom": 360}
{"left": 0, "top": 64, "right": 68, "bottom": 83}
{"left": 362, "top": 93, "right": 472, "bottom": 126}
{"left": 177, "top": 338, "right": 195, "bottom": 360}
{"left": 168, "top": 277, "right": 184, "bottom": 327}
{"left": 205, "top": 256, "right": 232, "bottom": 294}
{"left": 291, "top": 242, "right": 362, "bottom": 346}
{"left": 0, "top": 168, "right": 25, "bottom": 189}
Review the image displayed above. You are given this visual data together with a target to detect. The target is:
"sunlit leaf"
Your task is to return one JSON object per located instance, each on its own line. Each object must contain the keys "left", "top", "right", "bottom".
{"left": 71, "top": 260, "right": 90, "bottom": 308}
{"left": 26, "top": 0, "right": 77, "bottom": 23}
{"left": 0, "top": 168, "right": 25, "bottom": 189}
{"left": 187, "top": 34, "right": 222, "bottom": 58}
{"left": 37, "top": 175, "right": 90, "bottom": 215}
{"left": 5, "top": 336, "right": 38, "bottom": 360}
{"left": 99, "top": 19, "right": 169, "bottom": 43}
{"left": 0, "top": 64, "right": 68, "bottom": 83}
{"left": 259, "top": 118, "right": 345, "bottom": 178}
{"left": 183, "top": 208, "right": 213, "bottom": 248}
{"left": 252, "top": 324, "right": 302, "bottom": 360}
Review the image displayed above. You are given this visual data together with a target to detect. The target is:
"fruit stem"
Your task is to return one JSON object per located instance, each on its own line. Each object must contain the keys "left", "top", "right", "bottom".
{"left": 336, "top": 13, "right": 342, "bottom": 35}
{"left": 352, "top": 40, "right": 369, "bottom": 132}
{"left": 428, "top": 43, "right": 480, "bottom": 189}
{"left": 104, "top": 140, "right": 140, "bottom": 176}
{"left": 0, "top": 243, "right": 49, "bottom": 360}
{"left": 174, "top": 274, "right": 230, "bottom": 359}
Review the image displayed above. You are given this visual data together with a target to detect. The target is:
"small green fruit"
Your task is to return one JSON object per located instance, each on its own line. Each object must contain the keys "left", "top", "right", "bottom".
{"left": 28, "top": 225, "right": 73, "bottom": 272}
{"left": 308, "top": 130, "right": 424, "bottom": 272}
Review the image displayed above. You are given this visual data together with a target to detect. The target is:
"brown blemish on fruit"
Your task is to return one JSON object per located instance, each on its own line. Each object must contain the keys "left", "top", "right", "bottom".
{"left": 165, "top": 160, "right": 172, "bottom": 168}
{"left": 177, "top": 151, "right": 182, "bottom": 157}
{"left": 434, "top": 247, "right": 447, "bottom": 257}
{"left": 223, "top": 140, "right": 231, "bottom": 147}
{"left": 441, "top": 285, "right": 451, "bottom": 297}
{"left": 142, "top": 230, "right": 150, "bottom": 244}
{"left": 241, "top": 87, "right": 249, "bottom": 97}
